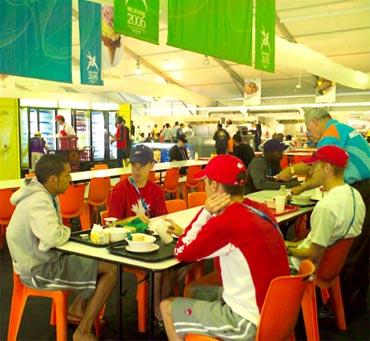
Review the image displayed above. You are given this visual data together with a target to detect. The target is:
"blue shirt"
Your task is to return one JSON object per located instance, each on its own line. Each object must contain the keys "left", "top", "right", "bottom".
{"left": 317, "top": 119, "right": 370, "bottom": 184}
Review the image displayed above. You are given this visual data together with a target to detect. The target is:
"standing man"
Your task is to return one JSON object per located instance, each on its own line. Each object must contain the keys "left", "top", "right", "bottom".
{"left": 29, "top": 131, "right": 48, "bottom": 171}
{"left": 56, "top": 115, "right": 77, "bottom": 150}
{"left": 161, "top": 123, "right": 173, "bottom": 143}
{"left": 160, "top": 154, "right": 289, "bottom": 340}
{"left": 213, "top": 123, "right": 230, "bottom": 155}
{"left": 110, "top": 116, "right": 129, "bottom": 168}
{"left": 245, "top": 139, "right": 299, "bottom": 194}
{"left": 172, "top": 121, "right": 180, "bottom": 142}
{"left": 277, "top": 107, "right": 370, "bottom": 314}
{"left": 6, "top": 154, "right": 117, "bottom": 341}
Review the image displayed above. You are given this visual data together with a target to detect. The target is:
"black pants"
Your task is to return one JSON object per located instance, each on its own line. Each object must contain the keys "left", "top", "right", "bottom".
{"left": 340, "top": 178, "right": 370, "bottom": 313}
{"left": 117, "top": 148, "right": 128, "bottom": 168}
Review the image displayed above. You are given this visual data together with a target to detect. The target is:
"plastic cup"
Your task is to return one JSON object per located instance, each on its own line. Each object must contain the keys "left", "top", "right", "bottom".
{"left": 156, "top": 220, "right": 173, "bottom": 245}
{"left": 275, "top": 195, "right": 286, "bottom": 214}
{"left": 104, "top": 217, "right": 118, "bottom": 227}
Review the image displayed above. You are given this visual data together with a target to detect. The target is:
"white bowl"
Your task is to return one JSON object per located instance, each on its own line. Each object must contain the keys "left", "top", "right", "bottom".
{"left": 292, "top": 195, "right": 311, "bottom": 204}
{"left": 106, "top": 227, "right": 128, "bottom": 242}
{"left": 103, "top": 217, "right": 118, "bottom": 227}
{"left": 125, "top": 233, "right": 156, "bottom": 251}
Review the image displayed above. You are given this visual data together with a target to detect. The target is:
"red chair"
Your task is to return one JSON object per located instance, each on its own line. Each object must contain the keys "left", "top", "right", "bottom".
{"left": 165, "top": 199, "right": 187, "bottom": 213}
{"left": 8, "top": 272, "right": 102, "bottom": 341}
{"left": 185, "top": 260, "right": 316, "bottom": 341}
{"left": 91, "top": 163, "right": 108, "bottom": 170}
{"left": 280, "top": 154, "right": 289, "bottom": 169}
{"left": 148, "top": 171, "right": 157, "bottom": 183}
{"left": 188, "top": 192, "right": 207, "bottom": 208}
{"left": 181, "top": 166, "right": 202, "bottom": 205}
{"left": 301, "top": 238, "right": 355, "bottom": 341}
{"left": 58, "top": 183, "right": 90, "bottom": 230}
{"left": 162, "top": 168, "right": 180, "bottom": 199}
{"left": 120, "top": 173, "right": 131, "bottom": 182}
{"left": 0, "top": 188, "right": 17, "bottom": 249}
{"left": 88, "top": 177, "right": 111, "bottom": 224}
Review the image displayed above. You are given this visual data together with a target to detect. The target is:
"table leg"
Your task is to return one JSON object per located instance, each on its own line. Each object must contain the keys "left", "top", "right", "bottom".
{"left": 148, "top": 271, "right": 155, "bottom": 340}
{"left": 117, "top": 264, "right": 123, "bottom": 340}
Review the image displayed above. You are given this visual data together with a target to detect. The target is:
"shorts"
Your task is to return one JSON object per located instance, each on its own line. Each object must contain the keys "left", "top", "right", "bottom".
{"left": 172, "top": 286, "right": 256, "bottom": 340}
{"left": 22, "top": 254, "right": 98, "bottom": 300}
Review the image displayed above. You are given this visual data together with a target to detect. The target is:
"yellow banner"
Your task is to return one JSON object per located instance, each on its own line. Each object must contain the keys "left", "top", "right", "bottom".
{"left": 0, "top": 98, "right": 20, "bottom": 180}
{"left": 118, "top": 103, "right": 131, "bottom": 128}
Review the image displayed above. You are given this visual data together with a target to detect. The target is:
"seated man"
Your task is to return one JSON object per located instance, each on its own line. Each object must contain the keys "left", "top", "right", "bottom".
{"left": 169, "top": 135, "right": 189, "bottom": 175}
{"left": 231, "top": 132, "right": 255, "bottom": 167}
{"left": 6, "top": 154, "right": 117, "bottom": 341}
{"left": 161, "top": 154, "right": 289, "bottom": 340}
{"left": 286, "top": 145, "right": 365, "bottom": 271}
{"left": 245, "top": 138, "right": 300, "bottom": 193}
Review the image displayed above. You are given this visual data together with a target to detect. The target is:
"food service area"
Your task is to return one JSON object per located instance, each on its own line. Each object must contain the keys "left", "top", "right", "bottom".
{"left": 0, "top": 1, "right": 369, "bottom": 340}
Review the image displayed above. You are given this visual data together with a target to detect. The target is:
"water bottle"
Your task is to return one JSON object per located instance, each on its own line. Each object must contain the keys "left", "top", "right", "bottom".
{"left": 194, "top": 152, "right": 199, "bottom": 160}
{"left": 278, "top": 185, "right": 287, "bottom": 196}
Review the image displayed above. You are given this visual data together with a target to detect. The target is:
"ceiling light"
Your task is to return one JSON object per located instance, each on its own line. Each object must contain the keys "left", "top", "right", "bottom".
{"left": 134, "top": 59, "right": 143, "bottom": 75}
{"left": 295, "top": 70, "right": 302, "bottom": 89}
{"left": 202, "top": 55, "right": 210, "bottom": 66}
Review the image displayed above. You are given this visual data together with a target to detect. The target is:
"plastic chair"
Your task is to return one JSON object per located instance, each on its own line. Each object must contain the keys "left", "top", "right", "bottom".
{"left": 120, "top": 173, "right": 131, "bottom": 182}
{"left": 58, "top": 183, "right": 90, "bottom": 230}
{"left": 8, "top": 272, "right": 102, "bottom": 341}
{"left": 301, "top": 238, "right": 355, "bottom": 341}
{"left": 162, "top": 168, "right": 180, "bottom": 199}
{"left": 188, "top": 192, "right": 207, "bottom": 208}
{"left": 91, "top": 163, "right": 108, "bottom": 170}
{"left": 88, "top": 177, "right": 111, "bottom": 224}
{"left": 165, "top": 199, "right": 187, "bottom": 213}
{"left": 0, "top": 188, "right": 17, "bottom": 249}
{"left": 280, "top": 155, "right": 289, "bottom": 169}
{"left": 181, "top": 166, "right": 201, "bottom": 205}
{"left": 185, "top": 260, "right": 316, "bottom": 341}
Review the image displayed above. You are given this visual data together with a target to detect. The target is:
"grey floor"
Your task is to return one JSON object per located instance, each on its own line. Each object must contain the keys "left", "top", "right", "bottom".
{"left": 1, "top": 243, "right": 369, "bottom": 340}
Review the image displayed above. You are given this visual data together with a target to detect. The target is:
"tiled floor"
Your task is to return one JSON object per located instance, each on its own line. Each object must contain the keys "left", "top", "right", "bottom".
{"left": 1, "top": 244, "right": 368, "bottom": 340}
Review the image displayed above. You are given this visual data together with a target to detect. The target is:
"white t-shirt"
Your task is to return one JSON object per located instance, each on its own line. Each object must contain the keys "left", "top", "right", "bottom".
{"left": 226, "top": 125, "right": 238, "bottom": 139}
{"left": 59, "top": 123, "right": 76, "bottom": 137}
{"left": 291, "top": 184, "right": 365, "bottom": 270}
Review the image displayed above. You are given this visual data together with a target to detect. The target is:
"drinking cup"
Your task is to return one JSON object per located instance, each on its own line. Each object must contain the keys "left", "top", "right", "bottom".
{"left": 156, "top": 220, "right": 173, "bottom": 245}
{"left": 275, "top": 195, "right": 286, "bottom": 214}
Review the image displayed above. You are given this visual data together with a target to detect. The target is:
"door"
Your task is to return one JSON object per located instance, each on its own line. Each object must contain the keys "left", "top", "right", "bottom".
{"left": 39, "top": 109, "right": 56, "bottom": 150}
{"left": 91, "top": 111, "right": 105, "bottom": 160}
{"left": 108, "top": 111, "right": 117, "bottom": 160}
{"left": 74, "top": 110, "right": 90, "bottom": 148}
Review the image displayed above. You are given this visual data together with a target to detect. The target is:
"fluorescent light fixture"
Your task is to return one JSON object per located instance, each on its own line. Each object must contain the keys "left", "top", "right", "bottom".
{"left": 91, "top": 102, "right": 119, "bottom": 110}
{"left": 20, "top": 99, "right": 58, "bottom": 107}
{"left": 59, "top": 100, "right": 90, "bottom": 109}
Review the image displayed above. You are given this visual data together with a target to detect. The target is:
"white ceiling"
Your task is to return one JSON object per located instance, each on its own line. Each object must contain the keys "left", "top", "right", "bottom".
{"left": 1, "top": 0, "right": 370, "bottom": 107}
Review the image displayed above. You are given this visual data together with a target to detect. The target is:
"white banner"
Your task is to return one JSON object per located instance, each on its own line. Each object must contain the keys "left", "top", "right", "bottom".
{"left": 244, "top": 78, "right": 261, "bottom": 105}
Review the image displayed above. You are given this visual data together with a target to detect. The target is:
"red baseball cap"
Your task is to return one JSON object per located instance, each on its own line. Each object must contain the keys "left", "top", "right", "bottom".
{"left": 194, "top": 154, "right": 246, "bottom": 185}
{"left": 302, "top": 145, "right": 349, "bottom": 168}
{"left": 55, "top": 115, "right": 64, "bottom": 120}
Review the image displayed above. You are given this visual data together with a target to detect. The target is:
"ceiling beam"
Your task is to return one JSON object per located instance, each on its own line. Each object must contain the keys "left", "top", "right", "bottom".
{"left": 213, "top": 58, "right": 244, "bottom": 96}
{"left": 275, "top": 15, "right": 297, "bottom": 43}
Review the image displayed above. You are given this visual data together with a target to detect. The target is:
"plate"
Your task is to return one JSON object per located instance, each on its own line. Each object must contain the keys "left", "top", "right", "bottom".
{"left": 125, "top": 244, "right": 160, "bottom": 253}
{"left": 290, "top": 200, "right": 316, "bottom": 207}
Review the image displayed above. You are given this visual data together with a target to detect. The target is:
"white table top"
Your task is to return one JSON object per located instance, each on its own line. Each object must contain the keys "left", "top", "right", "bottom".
{"left": 0, "top": 160, "right": 208, "bottom": 190}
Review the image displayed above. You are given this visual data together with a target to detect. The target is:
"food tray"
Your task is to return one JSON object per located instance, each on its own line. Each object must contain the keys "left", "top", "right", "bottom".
{"left": 108, "top": 240, "right": 177, "bottom": 262}
{"left": 274, "top": 204, "right": 299, "bottom": 216}
{"left": 69, "top": 229, "right": 125, "bottom": 248}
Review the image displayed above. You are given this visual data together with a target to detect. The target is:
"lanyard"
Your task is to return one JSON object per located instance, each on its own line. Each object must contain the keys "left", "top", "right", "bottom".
{"left": 339, "top": 186, "right": 356, "bottom": 239}
{"left": 128, "top": 176, "right": 150, "bottom": 216}
{"left": 242, "top": 203, "right": 283, "bottom": 236}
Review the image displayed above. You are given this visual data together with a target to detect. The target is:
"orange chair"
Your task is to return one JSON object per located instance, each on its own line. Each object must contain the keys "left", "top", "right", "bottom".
{"left": 292, "top": 155, "right": 307, "bottom": 164}
{"left": 188, "top": 192, "right": 207, "bottom": 208}
{"left": 148, "top": 171, "right": 158, "bottom": 183}
{"left": 0, "top": 188, "right": 17, "bottom": 249}
{"left": 91, "top": 163, "right": 108, "bottom": 170}
{"left": 58, "top": 183, "right": 90, "bottom": 230}
{"left": 162, "top": 168, "right": 180, "bottom": 199}
{"left": 185, "top": 260, "right": 316, "bottom": 341}
{"left": 301, "top": 238, "right": 355, "bottom": 341}
{"left": 8, "top": 273, "right": 102, "bottom": 341}
{"left": 120, "top": 173, "right": 131, "bottom": 182}
{"left": 181, "top": 166, "right": 201, "bottom": 205}
{"left": 88, "top": 177, "right": 111, "bottom": 224}
{"left": 165, "top": 199, "right": 187, "bottom": 213}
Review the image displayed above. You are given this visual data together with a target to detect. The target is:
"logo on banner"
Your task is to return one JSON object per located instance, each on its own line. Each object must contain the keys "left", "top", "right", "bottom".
{"left": 86, "top": 51, "right": 99, "bottom": 83}
{"left": 125, "top": 0, "right": 148, "bottom": 35}
{"left": 260, "top": 25, "right": 271, "bottom": 67}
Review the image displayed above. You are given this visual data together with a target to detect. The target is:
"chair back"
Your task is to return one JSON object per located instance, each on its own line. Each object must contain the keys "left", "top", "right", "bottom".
{"left": 0, "top": 188, "right": 17, "bottom": 225}
{"left": 256, "top": 260, "right": 316, "bottom": 341}
{"left": 163, "top": 168, "right": 180, "bottom": 191}
{"left": 120, "top": 173, "right": 131, "bottom": 182}
{"left": 188, "top": 192, "right": 207, "bottom": 208}
{"left": 186, "top": 166, "right": 201, "bottom": 187}
{"left": 316, "top": 238, "right": 355, "bottom": 282}
{"left": 280, "top": 155, "right": 289, "bottom": 169}
{"left": 91, "top": 163, "right": 108, "bottom": 170}
{"left": 165, "top": 199, "right": 187, "bottom": 213}
{"left": 58, "top": 183, "right": 86, "bottom": 217}
{"left": 100, "top": 210, "right": 109, "bottom": 225}
{"left": 88, "top": 177, "right": 111, "bottom": 206}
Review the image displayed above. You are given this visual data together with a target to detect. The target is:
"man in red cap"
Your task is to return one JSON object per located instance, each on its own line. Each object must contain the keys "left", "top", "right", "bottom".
{"left": 287, "top": 145, "right": 365, "bottom": 272}
{"left": 55, "top": 115, "right": 76, "bottom": 150}
{"left": 160, "top": 154, "right": 289, "bottom": 340}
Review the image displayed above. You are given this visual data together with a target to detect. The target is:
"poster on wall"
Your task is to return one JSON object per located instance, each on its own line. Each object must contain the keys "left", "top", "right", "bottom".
{"left": 79, "top": 0, "right": 103, "bottom": 85}
{"left": 315, "top": 76, "right": 336, "bottom": 103}
{"left": 244, "top": 78, "right": 261, "bottom": 105}
{"left": 0, "top": 0, "right": 72, "bottom": 83}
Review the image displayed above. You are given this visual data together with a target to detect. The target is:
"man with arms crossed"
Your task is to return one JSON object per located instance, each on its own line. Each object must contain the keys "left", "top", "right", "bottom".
{"left": 6, "top": 154, "right": 117, "bottom": 341}
{"left": 286, "top": 146, "right": 365, "bottom": 272}
{"left": 160, "top": 154, "right": 289, "bottom": 340}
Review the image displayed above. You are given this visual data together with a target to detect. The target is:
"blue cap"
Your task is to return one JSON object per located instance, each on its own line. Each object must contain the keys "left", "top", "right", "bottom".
{"left": 130, "top": 144, "right": 155, "bottom": 165}
{"left": 263, "top": 139, "right": 288, "bottom": 152}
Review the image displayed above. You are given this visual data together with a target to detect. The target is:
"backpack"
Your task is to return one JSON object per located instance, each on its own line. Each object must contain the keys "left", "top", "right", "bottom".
{"left": 215, "top": 130, "right": 228, "bottom": 151}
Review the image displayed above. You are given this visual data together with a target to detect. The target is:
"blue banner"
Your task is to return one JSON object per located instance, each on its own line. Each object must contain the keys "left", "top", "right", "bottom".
{"left": 0, "top": 0, "right": 72, "bottom": 83}
{"left": 79, "top": 0, "right": 103, "bottom": 85}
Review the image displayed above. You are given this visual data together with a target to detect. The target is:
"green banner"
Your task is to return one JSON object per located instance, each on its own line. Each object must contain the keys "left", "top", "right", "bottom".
{"left": 255, "top": 0, "right": 275, "bottom": 73}
{"left": 114, "top": 0, "right": 159, "bottom": 45}
{"left": 167, "top": 0, "right": 253, "bottom": 65}
{"left": 79, "top": 0, "right": 103, "bottom": 85}
{"left": 0, "top": 0, "right": 72, "bottom": 83}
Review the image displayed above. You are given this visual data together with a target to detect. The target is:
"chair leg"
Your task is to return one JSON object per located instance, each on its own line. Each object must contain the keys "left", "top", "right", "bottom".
{"left": 301, "top": 282, "right": 320, "bottom": 341}
{"left": 50, "top": 299, "right": 56, "bottom": 326}
{"left": 80, "top": 202, "right": 91, "bottom": 230}
{"left": 54, "top": 294, "right": 68, "bottom": 341}
{"left": 7, "top": 291, "right": 27, "bottom": 341}
{"left": 135, "top": 271, "right": 148, "bottom": 333}
{"left": 330, "top": 277, "right": 347, "bottom": 331}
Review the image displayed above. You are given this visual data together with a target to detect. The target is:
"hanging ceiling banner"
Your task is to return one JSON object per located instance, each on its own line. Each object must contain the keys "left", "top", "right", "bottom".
{"left": 79, "top": 0, "right": 103, "bottom": 85}
{"left": 114, "top": 0, "right": 159, "bottom": 45}
{"left": 167, "top": 0, "right": 253, "bottom": 65}
{"left": 315, "top": 77, "right": 336, "bottom": 103}
{"left": 255, "top": 0, "right": 275, "bottom": 73}
{"left": 0, "top": 0, "right": 72, "bottom": 83}
{"left": 244, "top": 78, "right": 261, "bottom": 106}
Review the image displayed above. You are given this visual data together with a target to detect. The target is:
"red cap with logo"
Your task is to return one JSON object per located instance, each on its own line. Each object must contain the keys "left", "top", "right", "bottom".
{"left": 55, "top": 115, "right": 64, "bottom": 121}
{"left": 194, "top": 154, "right": 246, "bottom": 185}
{"left": 302, "top": 145, "right": 349, "bottom": 168}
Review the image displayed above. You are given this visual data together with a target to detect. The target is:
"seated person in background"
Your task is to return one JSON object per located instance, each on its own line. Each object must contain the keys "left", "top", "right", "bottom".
{"left": 169, "top": 135, "right": 189, "bottom": 175}
{"left": 6, "top": 154, "right": 117, "bottom": 341}
{"left": 284, "top": 134, "right": 296, "bottom": 150}
{"left": 245, "top": 139, "right": 300, "bottom": 194}
{"left": 232, "top": 132, "right": 255, "bottom": 168}
{"left": 161, "top": 154, "right": 289, "bottom": 340}
{"left": 287, "top": 145, "right": 365, "bottom": 272}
